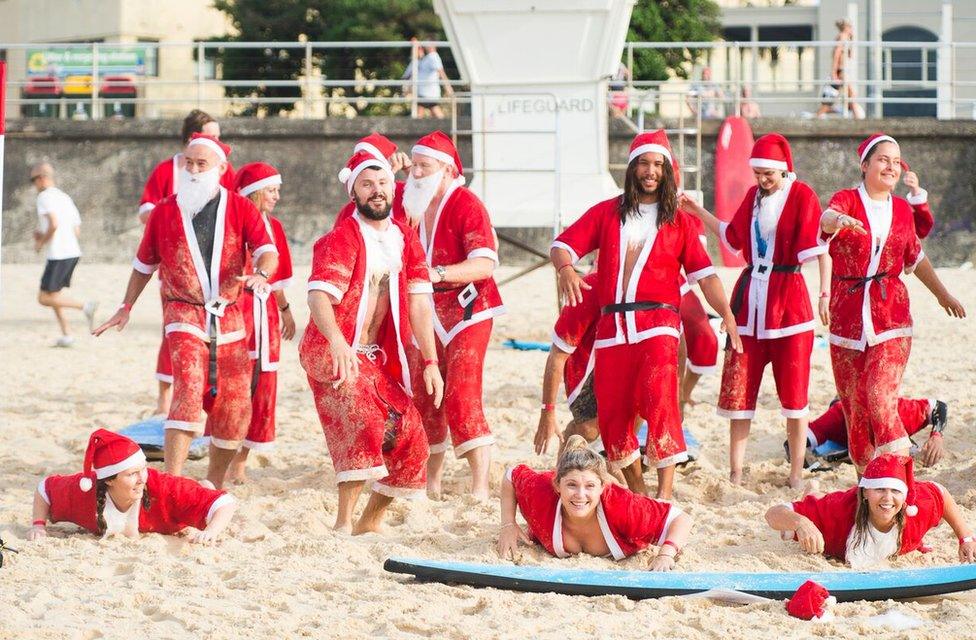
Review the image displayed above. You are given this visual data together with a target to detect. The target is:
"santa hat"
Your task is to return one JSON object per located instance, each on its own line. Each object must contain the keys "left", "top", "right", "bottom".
{"left": 628, "top": 130, "right": 681, "bottom": 187}
{"left": 750, "top": 133, "right": 794, "bottom": 175}
{"left": 858, "top": 133, "right": 898, "bottom": 163}
{"left": 354, "top": 133, "right": 398, "bottom": 162}
{"left": 338, "top": 150, "right": 395, "bottom": 196}
{"left": 186, "top": 132, "right": 231, "bottom": 162}
{"left": 786, "top": 580, "right": 835, "bottom": 620}
{"left": 235, "top": 162, "right": 282, "bottom": 197}
{"left": 78, "top": 429, "right": 147, "bottom": 492}
{"left": 859, "top": 453, "right": 919, "bottom": 517}
{"left": 412, "top": 131, "right": 465, "bottom": 184}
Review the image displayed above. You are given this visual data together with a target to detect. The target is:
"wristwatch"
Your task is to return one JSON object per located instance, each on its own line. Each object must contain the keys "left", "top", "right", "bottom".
{"left": 256, "top": 269, "right": 271, "bottom": 280}
{"left": 434, "top": 265, "right": 447, "bottom": 282}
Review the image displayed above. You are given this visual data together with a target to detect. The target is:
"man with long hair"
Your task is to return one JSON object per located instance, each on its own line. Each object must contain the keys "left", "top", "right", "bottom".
{"left": 550, "top": 130, "right": 741, "bottom": 499}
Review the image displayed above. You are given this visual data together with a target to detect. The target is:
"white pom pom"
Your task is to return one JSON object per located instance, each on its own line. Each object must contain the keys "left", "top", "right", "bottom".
{"left": 338, "top": 167, "right": 352, "bottom": 183}
{"left": 457, "top": 175, "right": 466, "bottom": 186}
{"left": 79, "top": 476, "right": 93, "bottom": 492}
{"left": 905, "top": 504, "right": 918, "bottom": 517}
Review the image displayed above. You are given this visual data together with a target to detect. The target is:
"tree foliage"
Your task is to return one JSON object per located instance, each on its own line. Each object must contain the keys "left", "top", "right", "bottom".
{"left": 627, "top": 0, "right": 723, "bottom": 81}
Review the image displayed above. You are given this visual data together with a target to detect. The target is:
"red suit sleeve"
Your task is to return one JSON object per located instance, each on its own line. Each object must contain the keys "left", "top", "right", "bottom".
{"left": 239, "top": 197, "right": 277, "bottom": 259}
{"left": 458, "top": 194, "right": 499, "bottom": 264}
{"left": 794, "top": 183, "right": 829, "bottom": 263}
{"left": 41, "top": 473, "right": 98, "bottom": 533}
{"left": 133, "top": 209, "right": 162, "bottom": 275}
{"left": 510, "top": 464, "right": 557, "bottom": 536}
{"left": 606, "top": 484, "right": 675, "bottom": 547}
{"left": 139, "top": 161, "right": 170, "bottom": 216}
{"left": 271, "top": 218, "right": 293, "bottom": 285}
{"left": 552, "top": 203, "right": 605, "bottom": 264}
{"left": 821, "top": 189, "right": 858, "bottom": 243}
{"left": 720, "top": 191, "right": 754, "bottom": 255}
{"left": 904, "top": 226, "right": 924, "bottom": 272}
{"left": 308, "top": 225, "right": 358, "bottom": 303}
{"left": 154, "top": 472, "right": 232, "bottom": 531}
{"left": 403, "top": 226, "right": 433, "bottom": 294}
{"left": 791, "top": 487, "right": 858, "bottom": 559}
{"left": 551, "top": 273, "right": 600, "bottom": 353}
{"left": 677, "top": 211, "right": 715, "bottom": 284}
{"left": 911, "top": 201, "right": 934, "bottom": 239}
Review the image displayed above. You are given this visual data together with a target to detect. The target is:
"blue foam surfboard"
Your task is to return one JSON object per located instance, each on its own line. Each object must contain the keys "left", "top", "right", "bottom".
{"left": 384, "top": 558, "right": 976, "bottom": 601}
{"left": 119, "top": 418, "right": 209, "bottom": 461}
{"left": 502, "top": 339, "right": 551, "bottom": 352}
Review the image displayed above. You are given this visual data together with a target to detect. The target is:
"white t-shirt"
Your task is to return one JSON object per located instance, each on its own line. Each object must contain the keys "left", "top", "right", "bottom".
{"left": 36, "top": 187, "right": 82, "bottom": 260}
{"left": 416, "top": 51, "right": 444, "bottom": 99}
{"left": 845, "top": 522, "right": 899, "bottom": 569}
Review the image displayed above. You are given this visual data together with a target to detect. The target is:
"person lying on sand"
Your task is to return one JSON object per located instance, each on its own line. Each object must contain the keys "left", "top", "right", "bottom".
{"left": 498, "top": 435, "right": 692, "bottom": 570}
{"left": 765, "top": 453, "right": 975, "bottom": 569}
{"left": 28, "top": 429, "right": 236, "bottom": 544}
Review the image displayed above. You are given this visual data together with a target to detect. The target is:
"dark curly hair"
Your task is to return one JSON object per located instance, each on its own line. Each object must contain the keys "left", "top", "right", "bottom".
{"left": 617, "top": 155, "right": 678, "bottom": 227}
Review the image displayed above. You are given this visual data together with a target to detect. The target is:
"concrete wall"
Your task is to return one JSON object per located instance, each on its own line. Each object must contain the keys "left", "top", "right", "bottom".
{"left": 2, "top": 116, "right": 974, "bottom": 266}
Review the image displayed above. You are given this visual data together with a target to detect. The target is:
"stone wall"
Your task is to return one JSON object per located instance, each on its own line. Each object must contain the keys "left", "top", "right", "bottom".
{"left": 3, "top": 117, "right": 974, "bottom": 265}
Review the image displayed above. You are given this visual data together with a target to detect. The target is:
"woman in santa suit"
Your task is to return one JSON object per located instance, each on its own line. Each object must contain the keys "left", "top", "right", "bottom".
{"left": 223, "top": 162, "right": 295, "bottom": 484}
{"left": 819, "top": 133, "right": 965, "bottom": 471}
{"left": 680, "top": 133, "right": 828, "bottom": 489}
{"left": 498, "top": 435, "right": 692, "bottom": 570}
{"left": 765, "top": 453, "right": 976, "bottom": 568}
{"left": 27, "top": 430, "right": 236, "bottom": 544}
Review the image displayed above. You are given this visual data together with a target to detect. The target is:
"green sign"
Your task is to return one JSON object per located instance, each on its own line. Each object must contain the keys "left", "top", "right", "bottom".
{"left": 27, "top": 46, "right": 154, "bottom": 77}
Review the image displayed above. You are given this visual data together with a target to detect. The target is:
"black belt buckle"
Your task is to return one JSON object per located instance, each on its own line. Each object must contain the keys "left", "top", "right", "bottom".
{"left": 757, "top": 264, "right": 768, "bottom": 275}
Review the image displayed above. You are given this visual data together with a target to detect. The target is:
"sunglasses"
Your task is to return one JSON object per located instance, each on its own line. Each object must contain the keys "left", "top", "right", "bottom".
{"left": 0, "top": 537, "right": 19, "bottom": 568}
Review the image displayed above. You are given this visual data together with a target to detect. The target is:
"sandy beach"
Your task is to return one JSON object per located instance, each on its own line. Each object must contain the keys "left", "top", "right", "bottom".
{"left": 1, "top": 261, "right": 975, "bottom": 640}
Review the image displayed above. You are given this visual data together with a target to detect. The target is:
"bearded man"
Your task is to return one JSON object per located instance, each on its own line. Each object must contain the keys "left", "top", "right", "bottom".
{"left": 95, "top": 134, "right": 278, "bottom": 488}
{"left": 401, "top": 131, "right": 504, "bottom": 500}
{"left": 550, "top": 130, "right": 741, "bottom": 499}
{"left": 300, "top": 151, "right": 443, "bottom": 533}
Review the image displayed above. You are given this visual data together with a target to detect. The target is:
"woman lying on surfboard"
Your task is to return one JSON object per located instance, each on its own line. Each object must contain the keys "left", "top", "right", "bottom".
{"left": 765, "top": 453, "right": 976, "bottom": 569}
{"left": 498, "top": 435, "right": 692, "bottom": 570}
{"left": 27, "top": 429, "right": 236, "bottom": 544}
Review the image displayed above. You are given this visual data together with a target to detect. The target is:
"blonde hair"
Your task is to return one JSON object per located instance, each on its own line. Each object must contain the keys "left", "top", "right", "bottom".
{"left": 555, "top": 435, "right": 611, "bottom": 484}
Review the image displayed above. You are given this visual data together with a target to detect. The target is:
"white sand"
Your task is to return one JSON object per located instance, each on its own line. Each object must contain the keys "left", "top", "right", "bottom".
{"left": 1, "top": 262, "right": 975, "bottom": 640}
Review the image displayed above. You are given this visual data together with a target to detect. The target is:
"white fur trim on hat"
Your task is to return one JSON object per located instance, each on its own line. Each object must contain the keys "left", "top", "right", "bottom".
{"left": 628, "top": 144, "right": 672, "bottom": 164}
{"left": 860, "top": 135, "right": 898, "bottom": 162}
{"left": 341, "top": 160, "right": 395, "bottom": 196}
{"left": 858, "top": 476, "right": 908, "bottom": 495}
{"left": 749, "top": 158, "right": 789, "bottom": 171}
{"left": 95, "top": 449, "right": 147, "bottom": 480}
{"left": 412, "top": 144, "right": 455, "bottom": 168}
{"left": 239, "top": 174, "right": 282, "bottom": 197}
{"left": 354, "top": 141, "right": 386, "bottom": 162}
{"left": 186, "top": 137, "right": 228, "bottom": 162}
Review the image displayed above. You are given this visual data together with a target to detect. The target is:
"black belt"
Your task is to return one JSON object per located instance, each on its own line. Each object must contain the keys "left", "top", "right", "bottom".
{"left": 836, "top": 271, "right": 891, "bottom": 301}
{"left": 433, "top": 284, "right": 478, "bottom": 321}
{"left": 601, "top": 301, "right": 679, "bottom": 315}
{"left": 165, "top": 297, "right": 237, "bottom": 397}
{"left": 729, "top": 264, "right": 803, "bottom": 316}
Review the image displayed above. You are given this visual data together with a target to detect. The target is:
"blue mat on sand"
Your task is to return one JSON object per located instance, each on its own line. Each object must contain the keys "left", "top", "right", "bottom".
{"left": 384, "top": 557, "right": 976, "bottom": 601}
{"left": 119, "top": 418, "right": 209, "bottom": 461}
{"left": 502, "top": 339, "right": 550, "bottom": 352}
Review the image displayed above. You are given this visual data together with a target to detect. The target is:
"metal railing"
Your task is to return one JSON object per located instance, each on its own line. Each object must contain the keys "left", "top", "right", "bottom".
{"left": 5, "top": 39, "right": 976, "bottom": 120}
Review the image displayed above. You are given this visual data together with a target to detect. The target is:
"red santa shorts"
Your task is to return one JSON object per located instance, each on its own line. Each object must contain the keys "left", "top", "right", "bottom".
{"left": 680, "top": 291, "right": 718, "bottom": 374}
{"left": 165, "top": 332, "right": 252, "bottom": 450}
{"left": 594, "top": 336, "right": 686, "bottom": 469}
{"left": 307, "top": 356, "right": 428, "bottom": 498}
{"left": 717, "top": 331, "right": 813, "bottom": 420}
{"left": 243, "top": 369, "right": 277, "bottom": 451}
{"left": 808, "top": 397, "right": 932, "bottom": 447}
{"left": 830, "top": 337, "right": 912, "bottom": 467}
{"left": 155, "top": 291, "right": 173, "bottom": 383}
{"left": 409, "top": 319, "right": 495, "bottom": 457}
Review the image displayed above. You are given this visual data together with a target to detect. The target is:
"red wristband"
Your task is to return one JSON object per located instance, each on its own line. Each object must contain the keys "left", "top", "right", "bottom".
{"left": 661, "top": 540, "right": 681, "bottom": 555}
{"left": 32, "top": 520, "right": 45, "bottom": 527}
{"left": 119, "top": 302, "right": 133, "bottom": 312}
{"left": 930, "top": 431, "right": 943, "bottom": 439}
{"left": 819, "top": 291, "right": 830, "bottom": 299}
{"left": 960, "top": 535, "right": 975, "bottom": 545}
{"left": 423, "top": 358, "right": 438, "bottom": 367}
{"left": 541, "top": 403, "right": 556, "bottom": 412}
{"left": 557, "top": 264, "right": 574, "bottom": 273}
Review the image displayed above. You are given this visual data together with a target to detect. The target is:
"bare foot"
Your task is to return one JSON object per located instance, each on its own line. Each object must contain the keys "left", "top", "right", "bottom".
{"left": 470, "top": 489, "right": 490, "bottom": 503}
{"left": 225, "top": 461, "right": 248, "bottom": 485}
{"left": 729, "top": 471, "right": 743, "bottom": 486}
{"left": 352, "top": 519, "right": 384, "bottom": 536}
{"left": 788, "top": 475, "right": 804, "bottom": 491}
{"left": 427, "top": 479, "right": 443, "bottom": 500}
{"left": 333, "top": 521, "right": 353, "bottom": 534}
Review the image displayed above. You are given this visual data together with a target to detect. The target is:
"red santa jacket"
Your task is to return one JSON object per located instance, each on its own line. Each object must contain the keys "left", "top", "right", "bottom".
{"left": 139, "top": 155, "right": 236, "bottom": 217}
{"left": 38, "top": 468, "right": 233, "bottom": 536}
{"left": 678, "top": 214, "right": 708, "bottom": 296}
{"left": 822, "top": 186, "right": 924, "bottom": 351}
{"left": 552, "top": 197, "right": 714, "bottom": 348}
{"left": 420, "top": 180, "right": 505, "bottom": 345}
{"left": 719, "top": 180, "right": 825, "bottom": 338}
{"left": 242, "top": 214, "right": 293, "bottom": 371}
{"left": 508, "top": 464, "right": 680, "bottom": 559}
{"left": 333, "top": 181, "right": 407, "bottom": 228}
{"left": 299, "top": 214, "right": 432, "bottom": 397}
{"left": 791, "top": 481, "right": 945, "bottom": 561}
{"left": 551, "top": 273, "right": 600, "bottom": 405}
{"left": 908, "top": 190, "right": 934, "bottom": 239}
{"left": 132, "top": 188, "right": 277, "bottom": 345}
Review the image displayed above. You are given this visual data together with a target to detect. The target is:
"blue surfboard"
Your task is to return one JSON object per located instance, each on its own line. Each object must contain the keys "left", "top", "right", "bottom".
{"left": 384, "top": 557, "right": 976, "bottom": 601}
{"left": 119, "top": 418, "right": 209, "bottom": 461}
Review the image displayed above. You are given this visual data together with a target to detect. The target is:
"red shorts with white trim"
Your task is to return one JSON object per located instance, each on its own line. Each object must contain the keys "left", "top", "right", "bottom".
{"left": 680, "top": 291, "right": 718, "bottom": 374}
{"left": 307, "top": 355, "right": 428, "bottom": 498}
{"left": 243, "top": 368, "right": 277, "bottom": 451}
{"left": 594, "top": 336, "right": 685, "bottom": 469}
{"left": 808, "top": 396, "right": 932, "bottom": 447}
{"left": 409, "top": 319, "right": 494, "bottom": 457}
{"left": 155, "top": 291, "right": 173, "bottom": 382}
{"left": 717, "top": 332, "right": 813, "bottom": 420}
{"left": 830, "top": 337, "right": 912, "bottom": 466}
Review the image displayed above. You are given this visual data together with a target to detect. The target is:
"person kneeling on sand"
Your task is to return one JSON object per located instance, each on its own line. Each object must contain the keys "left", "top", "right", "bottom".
{"left": 765, "top": 453, "right": 975, "bottom": 569}
{"left": 498, "top": 435, "right": 692, "bottom": 570}
{"left": 27, "top": 429, "right": 236, "bottom": 544}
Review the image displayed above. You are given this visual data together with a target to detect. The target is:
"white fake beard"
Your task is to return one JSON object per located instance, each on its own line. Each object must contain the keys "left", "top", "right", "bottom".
{"left": 402, "top": 169, "right": 443, "bottom": 221}
{"left": 621, "top": 204, "right": 658, "bottom": 248}
{"left": 756, "top": 176, "right": 793, "bottom": 239}
{"left": 176, "top": 167, "right": 221, "bottom": 216}
{"left": 361, "top": 222, "right": 405, "bottom": 283}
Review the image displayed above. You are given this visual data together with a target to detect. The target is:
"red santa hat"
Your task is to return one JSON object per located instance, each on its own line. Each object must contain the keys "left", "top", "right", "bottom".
{"left": 235, "top": 162, "right": 282, "bottom": 197}
{"left": 786, "top": 580, "right": 834, "bottom": 620}
{"left": 750, "top": 133, "right": 794, "bottom": 174}
{"left": 412, "top": 131, "right": 465, "bottom": 184}
{"left": 859, "top": 453, "right": 919, "bottom": 517}
{"left": 79, "top": 429, "right": 147, "bottom": 492}
{"left": 338, "top": 150, "right": 396, "bottom": 196}
{"left": 354, "top": 133, "right": 398, "bottom": 162}
{"left": 628, "top": 130, "right": 681, "bottom": 187}
{"left": 858, "top": 132, "right": 898, "bottom": 163}
{"left": 186, "top": 132, "right": 231, "bottom": 162}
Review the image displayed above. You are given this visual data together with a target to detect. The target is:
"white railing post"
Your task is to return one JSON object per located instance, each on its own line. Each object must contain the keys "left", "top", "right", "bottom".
{"left": 196, "top": 41, "right": 205, "bottom": 109}
{"left": 938, "top": 2, "right": 953, "bottom": 120}
{"left": 91, "top": 42, "right": 99, "bottom": 120}
{"left": 410, "top": 41, "right": 419, "bottom": 118}
{"left": 304, "top": 42, "right": 313, "bottom": 118}
{"left": 626, "top": 42, "right": 634, "bottom": 118}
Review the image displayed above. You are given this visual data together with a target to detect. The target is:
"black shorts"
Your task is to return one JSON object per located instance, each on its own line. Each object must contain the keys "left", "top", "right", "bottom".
{"left": 40, "top": 257, "right": 79, "bottom": 292}
{"left": 569, "top": 373, "right": 597, "bottom": 423}
{"left": 418, "top": 99, "right": 440, "bottom": 110}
